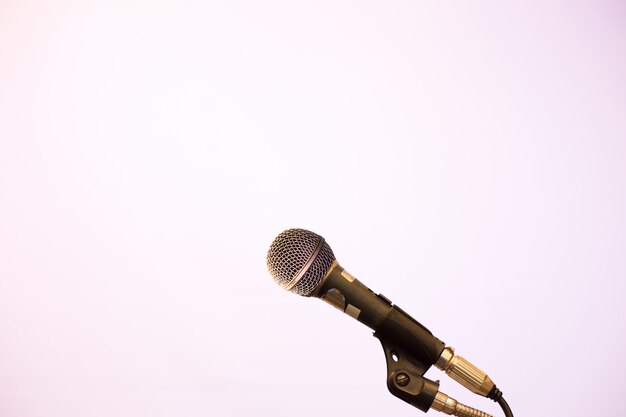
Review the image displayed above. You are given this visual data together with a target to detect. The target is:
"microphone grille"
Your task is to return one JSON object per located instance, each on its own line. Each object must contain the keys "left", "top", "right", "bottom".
{"left": 267, "top": 228, "right": 336, "bottom": 296}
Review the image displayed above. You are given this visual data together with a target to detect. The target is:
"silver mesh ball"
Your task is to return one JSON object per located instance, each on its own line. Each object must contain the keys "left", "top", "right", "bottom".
{"left": 267, "top": 228, "right": 336, "bottom": 296}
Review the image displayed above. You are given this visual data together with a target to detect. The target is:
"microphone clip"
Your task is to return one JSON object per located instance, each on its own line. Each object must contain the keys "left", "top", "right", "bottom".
{"left": 378, "top": 338, "right": 440, "bottom": 412}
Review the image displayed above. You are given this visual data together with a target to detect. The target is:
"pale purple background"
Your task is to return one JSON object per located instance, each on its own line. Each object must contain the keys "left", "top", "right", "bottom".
{"left": 1, "top": 1, "right": 625, "bottom": 417}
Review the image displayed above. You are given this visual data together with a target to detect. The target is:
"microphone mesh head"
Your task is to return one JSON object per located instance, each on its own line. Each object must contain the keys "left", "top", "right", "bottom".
{"left": 266, "top": 228, "right": 336, "bottom": 296}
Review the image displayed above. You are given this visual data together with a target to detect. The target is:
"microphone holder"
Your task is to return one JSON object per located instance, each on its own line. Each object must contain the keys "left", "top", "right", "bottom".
{"left": 377, "top": 335, "right": 440, "bottom": 412}
{"left": 377, "top": 335, "right": 494, "bottom": 417}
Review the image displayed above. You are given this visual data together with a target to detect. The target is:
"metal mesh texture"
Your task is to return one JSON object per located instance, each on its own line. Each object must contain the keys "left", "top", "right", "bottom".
{"left": 267, "top": 228, "right": 336, "bottom": 296}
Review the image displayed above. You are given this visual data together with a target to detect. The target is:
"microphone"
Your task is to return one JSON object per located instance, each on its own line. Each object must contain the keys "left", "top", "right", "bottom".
{"left": 266, "top": 228, "right": 513, "bottom": 417}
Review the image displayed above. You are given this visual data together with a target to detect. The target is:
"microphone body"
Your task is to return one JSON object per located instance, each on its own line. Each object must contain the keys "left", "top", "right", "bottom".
{"left": 315, "top": 261, "right": 445, "bottom": 369}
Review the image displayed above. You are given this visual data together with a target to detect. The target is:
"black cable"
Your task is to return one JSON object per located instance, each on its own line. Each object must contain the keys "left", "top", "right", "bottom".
{"left": 496, "top": 395, "right": 513, "bottom": 417}
{"left": 487, "top": 386, "right": 514, "bottom": 417}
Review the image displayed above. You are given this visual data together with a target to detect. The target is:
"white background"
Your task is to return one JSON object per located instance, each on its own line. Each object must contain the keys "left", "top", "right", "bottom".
{"left": 1, "top": 2, "right": 625, "bottom": 417}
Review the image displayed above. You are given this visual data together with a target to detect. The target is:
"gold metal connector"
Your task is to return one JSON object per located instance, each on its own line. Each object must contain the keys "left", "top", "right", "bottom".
{"left": 435, "top": 347, "right": 495, "bottom": 397}
{"left": 431, "top": 392, "right": 493, "bottom": 417}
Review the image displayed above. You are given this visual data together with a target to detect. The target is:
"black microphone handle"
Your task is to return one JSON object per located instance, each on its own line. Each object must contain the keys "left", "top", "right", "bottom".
{"left": 312, "top": 261, "right": 446, "bottom": 368}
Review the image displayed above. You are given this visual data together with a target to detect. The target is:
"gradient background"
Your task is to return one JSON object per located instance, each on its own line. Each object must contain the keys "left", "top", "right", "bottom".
{"left": 1, "top": 1, "right": 625, "bottom": 417}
